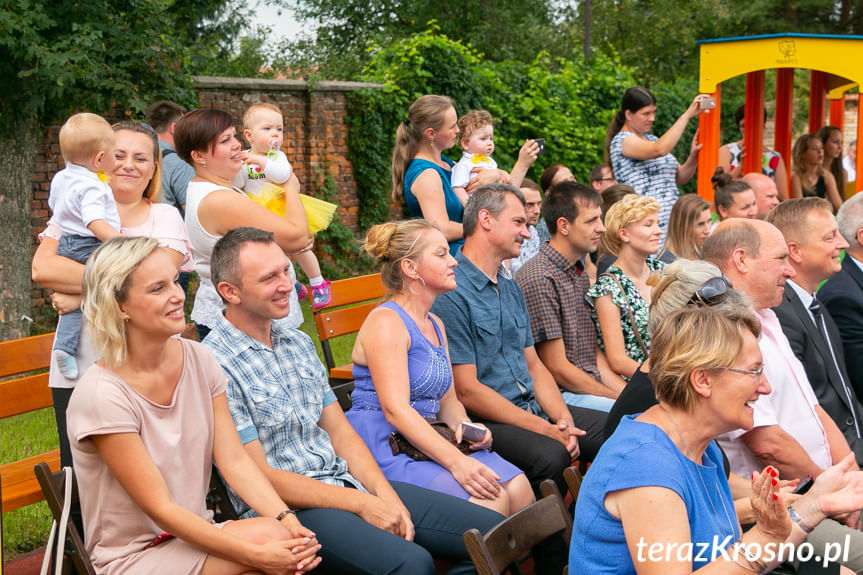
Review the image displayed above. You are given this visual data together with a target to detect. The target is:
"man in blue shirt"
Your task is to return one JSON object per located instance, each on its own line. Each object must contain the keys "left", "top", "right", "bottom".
{"left": 204, "top": 227, "right": 502, "bottom": 575}
{"left": 431, "top": 184, "right": 606, "bottom": 494}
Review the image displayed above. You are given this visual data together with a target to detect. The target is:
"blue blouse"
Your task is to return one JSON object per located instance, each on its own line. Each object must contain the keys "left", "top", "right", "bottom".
{"left": 569, "top": 416, "right": 740, "bottom": 574}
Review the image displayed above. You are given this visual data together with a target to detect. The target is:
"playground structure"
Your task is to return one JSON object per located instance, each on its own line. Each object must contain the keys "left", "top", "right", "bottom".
{"left": 696, "top": 33, "right": 863, "bottom": 201}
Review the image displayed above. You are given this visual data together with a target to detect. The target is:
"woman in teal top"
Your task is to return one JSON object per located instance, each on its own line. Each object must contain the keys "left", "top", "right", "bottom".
{"left": 391, "top": 95, "right": 537, "bottom": 256}
{"left": 391, "top": 95, "right": 466, "bottom": 255}
{"left": 403, "top": 154, "right": 463, "bottom": 255}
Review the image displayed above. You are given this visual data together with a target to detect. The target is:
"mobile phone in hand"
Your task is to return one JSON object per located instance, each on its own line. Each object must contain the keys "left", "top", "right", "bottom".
{"left": 699, "top": 96, "right": 716, "bottom": 110}
{"left": 792, "top": 475, "right": 813, "bottom": 495}
{"left": 461, "top": 421, "right": 486, "bottom": 443}
{"left": 534, "top": 138, "right": 546, "bottom": 156}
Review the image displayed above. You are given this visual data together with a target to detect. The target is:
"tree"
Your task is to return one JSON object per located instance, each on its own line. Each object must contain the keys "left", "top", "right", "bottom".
{"left": 278, "top": 0, "right": 580, "bottom": 78}
{"left": 0, "top": 0, "right": 247, "bottom": 340}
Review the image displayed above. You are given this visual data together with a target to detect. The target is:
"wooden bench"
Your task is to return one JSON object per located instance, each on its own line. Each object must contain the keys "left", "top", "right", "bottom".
{"left": 309, "top": 273, "right": 386, "bottom": 409}
{"left": 0, "top": 332, "right": 60, "bottom": 513}
{"left": 311, "top": 273, "right": 387, "bottom": 381}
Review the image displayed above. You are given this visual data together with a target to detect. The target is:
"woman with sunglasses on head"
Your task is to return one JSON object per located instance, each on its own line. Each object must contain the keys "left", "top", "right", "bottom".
{"left": 571, "top": 302, "right": 863, "bottom": 574}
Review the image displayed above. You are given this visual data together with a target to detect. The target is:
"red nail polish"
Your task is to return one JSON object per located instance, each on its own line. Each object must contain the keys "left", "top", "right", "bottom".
{"left": 773, "top": 493, "right": 779, "bottom": 500}
{"left": 772, "top": 478, "right": 778, "bottom": 486}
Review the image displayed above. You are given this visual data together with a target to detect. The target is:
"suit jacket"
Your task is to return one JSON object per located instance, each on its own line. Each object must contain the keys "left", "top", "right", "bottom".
{"left": 773, "top": 283, "right": 863, "bottom": 462}
{"left": 820, "top": 256, "right": 863, "bottom": 402}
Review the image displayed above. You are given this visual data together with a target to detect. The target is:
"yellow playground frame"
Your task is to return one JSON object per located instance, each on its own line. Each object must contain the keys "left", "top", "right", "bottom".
{"left": 695, "top": 33, "right": 863, "bottom": 201}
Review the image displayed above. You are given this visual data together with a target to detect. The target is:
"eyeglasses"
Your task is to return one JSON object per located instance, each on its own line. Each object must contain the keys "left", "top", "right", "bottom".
{"left": 688, "top": 277, "right": 730, "bottom": 306}
{"left": 715, "top": 365, "right": 764, "bottom": 383}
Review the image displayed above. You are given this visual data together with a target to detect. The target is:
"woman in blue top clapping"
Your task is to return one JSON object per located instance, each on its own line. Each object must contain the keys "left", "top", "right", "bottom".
{"left": 571, "top": 305, "right": 863, "bottom": 574}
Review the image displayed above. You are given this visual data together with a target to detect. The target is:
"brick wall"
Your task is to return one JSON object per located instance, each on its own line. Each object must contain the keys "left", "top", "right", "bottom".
{"left": 30, "top": 76, "right": 382, "bottom": 311}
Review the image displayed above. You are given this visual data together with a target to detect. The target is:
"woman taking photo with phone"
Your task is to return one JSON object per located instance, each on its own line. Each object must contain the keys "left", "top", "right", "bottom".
{"left": 605, "top": 87, "right": 706, "bottom": 240}
{"left": 346, "top": 220, "right": 533, "bottom": 517}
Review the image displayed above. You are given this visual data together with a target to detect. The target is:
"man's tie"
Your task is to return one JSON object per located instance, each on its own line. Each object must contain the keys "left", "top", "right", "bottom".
{"left": 810, "top": 298, "right": 861, "bottom": 438}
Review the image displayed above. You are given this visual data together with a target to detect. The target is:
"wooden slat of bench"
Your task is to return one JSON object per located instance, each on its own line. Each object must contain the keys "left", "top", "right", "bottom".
{"left": 319, "top": 274, "right": 386, "bottom": 310}
{"left": 0, "top": 333, "right": 54, "bottom": 378}
{"left": 330, "top": 364, "right": 353, "bottom": 380}
{"left": 0, "top": 374, "right": 52, "bottom": 419}
{"left": 314, "top": 302, "right": 380, "bottom": 341}
{"left": 1, "top": 449, "right": 61, "bottom": 511}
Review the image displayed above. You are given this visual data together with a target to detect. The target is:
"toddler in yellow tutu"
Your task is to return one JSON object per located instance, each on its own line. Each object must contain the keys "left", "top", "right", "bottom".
{"left": 232, "top": 102, "right": 333, "bottom": 309}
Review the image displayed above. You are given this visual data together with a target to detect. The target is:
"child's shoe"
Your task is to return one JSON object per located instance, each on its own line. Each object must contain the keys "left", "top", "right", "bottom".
{"left": 294, "top": 281, "right": 309, "bottom": 300}
{"left": 311, "top": 280, "right": 332, "bottom": 310}
{"left": 54, "top": 349, "right": 79, "bottom": 380}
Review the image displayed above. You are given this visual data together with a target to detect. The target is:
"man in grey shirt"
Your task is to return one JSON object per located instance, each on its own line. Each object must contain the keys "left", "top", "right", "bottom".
{"left": 146, "top": 100, "right": 195, "bottom": 216}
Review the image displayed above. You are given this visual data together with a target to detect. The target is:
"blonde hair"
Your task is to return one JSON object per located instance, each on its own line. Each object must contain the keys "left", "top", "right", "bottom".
{"left": 648, "top": 259, "right": 750, "bottom": 333}
{"left": 59, "top": 113, "right": 114, "bottom": 165}
{"left": 364, "top": 220, "right": 439, "bottom": 293}
{"left": 765, "top": 196, "right": 833, "bottom": 244}
{"left": 81, "top": 237, "right": 161, "bottom": 368}
{"left": 600, "top": 194, "right": 660, "bottom": 257}
{"left": 457, "top": 110, "right": 493, "bottom": 146}
{"left": 391, "top": 95, "right": 455, "bottom": 203}
{"left": 112, "top": 121, "right": 163, "bottom": 202}
{"left": 242, "top": 102, "right": 283, "bottom": 129}
{"left": 661, "top": 194, "right": 711, "bottom": 260}
{"left": 650, "top": 306, "right": 761, "bottom": 411}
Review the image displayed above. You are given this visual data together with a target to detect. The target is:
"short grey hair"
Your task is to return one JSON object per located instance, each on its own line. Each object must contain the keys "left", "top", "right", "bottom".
{"left": 648, "top": 259, "right": 750, "bottom": 334}
{"left": 702, "top": 219, "right": 762, "bottom": 271}
{"left": 463, "top": 184, "right": 525, "bottom": 238}
{"left": 837, "top": 192, "right": 863, "bottom": 248}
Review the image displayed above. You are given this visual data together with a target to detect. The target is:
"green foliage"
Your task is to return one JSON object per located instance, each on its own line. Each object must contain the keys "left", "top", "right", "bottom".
{"left": 309, "top": 162, "right": 377, "bottom": 280}
{"left": 280, "top": 0, "right": 580, "bottom": 79}
{"left": 346, "top": 27, "right": 636, "bottom": 228}
{"left": 196, "top": 33, "right": 280, "bottom": 79}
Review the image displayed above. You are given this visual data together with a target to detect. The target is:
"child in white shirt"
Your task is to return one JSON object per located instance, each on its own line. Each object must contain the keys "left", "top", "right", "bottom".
{"left": 232, "top": 102, "right": 331, "bottom": 309}
{"left": 451, "top": 110, "right": 509, "bottom": 205}
{"left": 48, "top": 113, "right": 121, "bottom": 378}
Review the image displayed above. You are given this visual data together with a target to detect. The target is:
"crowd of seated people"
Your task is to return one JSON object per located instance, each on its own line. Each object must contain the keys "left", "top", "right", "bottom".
{"left": 28, "top": 87, "right": 863, "bottom": 575}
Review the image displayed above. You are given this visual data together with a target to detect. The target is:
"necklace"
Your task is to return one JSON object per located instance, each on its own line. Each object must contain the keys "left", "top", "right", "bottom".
{"left": 660, "top": 406, "right": 737, "bottom": 540}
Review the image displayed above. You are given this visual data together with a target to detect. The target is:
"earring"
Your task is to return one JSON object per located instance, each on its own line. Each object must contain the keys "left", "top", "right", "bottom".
{"left": 123, "top": 315, "right": 130, "bottom": 322}
{"left": 202, "top": 160, "right": 207, "bottom": 169}
{"left": 408, "top": 275, "right": 426, "bottom": 295}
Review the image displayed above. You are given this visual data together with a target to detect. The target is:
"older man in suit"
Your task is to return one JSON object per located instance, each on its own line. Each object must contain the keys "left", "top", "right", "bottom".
{"left": 766, "top": 198, "right": 863, "bottom": 463}
{"left": 821, "top": 193, "right": 863, "bottom": 401}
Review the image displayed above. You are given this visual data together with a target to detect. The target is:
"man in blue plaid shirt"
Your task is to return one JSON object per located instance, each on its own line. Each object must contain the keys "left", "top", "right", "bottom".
{"left": 203, "top": 227, "right": 501, "bottom": 575}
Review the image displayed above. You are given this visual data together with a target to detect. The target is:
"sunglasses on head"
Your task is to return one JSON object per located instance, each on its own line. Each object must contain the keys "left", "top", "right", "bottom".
{"left": 688, "top": 277, "right": 730, "bottom": 306}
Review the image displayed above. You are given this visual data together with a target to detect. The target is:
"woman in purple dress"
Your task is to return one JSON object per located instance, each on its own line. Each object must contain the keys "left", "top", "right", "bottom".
{"left": 347, "top": 219, "right": 534, "bottom": 516}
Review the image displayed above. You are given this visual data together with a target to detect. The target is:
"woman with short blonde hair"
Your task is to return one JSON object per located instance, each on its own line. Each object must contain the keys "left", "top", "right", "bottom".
{"left": 587, "top": 194, "right": 664, "bottom": 380}
{"left": 572, "top": 304, "right": 863, "bottom": 573}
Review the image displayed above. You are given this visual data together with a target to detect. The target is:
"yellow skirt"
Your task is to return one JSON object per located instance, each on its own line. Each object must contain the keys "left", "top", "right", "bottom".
{"left": 248, "top": 183, "right": 337, "bottom": 234}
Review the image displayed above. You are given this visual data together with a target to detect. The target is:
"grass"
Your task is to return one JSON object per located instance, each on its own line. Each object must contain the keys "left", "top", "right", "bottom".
{"left": 1, "top": 298, "right": 357, "bottom": 560}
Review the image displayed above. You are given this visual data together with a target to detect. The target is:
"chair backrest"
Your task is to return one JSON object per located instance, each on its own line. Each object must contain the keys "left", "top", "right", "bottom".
{"left": 563, "top": 466, "right": 583, "bottom": 504}
{"left": 311, "top": 273, "right": 386, "bottom": 376}
{"left": 207, "top": 465, "right": 240, "bottom": 523}
{"left": 463, "top": 483, "right": 573, "bottom": 575}
{"left": 34, "top": 463, "right": 96, "bottom": 575}
{"left": 0, "top": 333, "right": 54, "bottom": 419}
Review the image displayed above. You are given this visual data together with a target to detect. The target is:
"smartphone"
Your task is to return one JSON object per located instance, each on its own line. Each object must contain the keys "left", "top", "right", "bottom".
{"left": 534, "top": 138, "right": 546, "bottom": 156}
{"left": 461, "top": 421, "right": 487, "bottom": 443}
{"left": 792, "top": 475, "right": 814, "bottom": 495}
{"left": 699, "top": 96, "right": 716, "bottom": 110}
